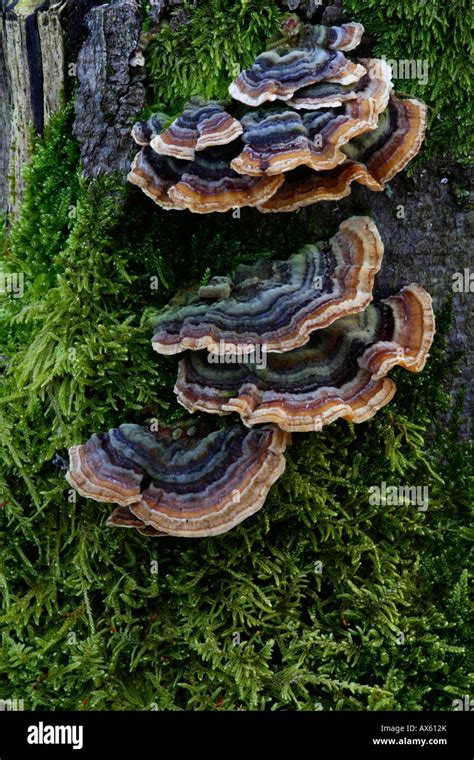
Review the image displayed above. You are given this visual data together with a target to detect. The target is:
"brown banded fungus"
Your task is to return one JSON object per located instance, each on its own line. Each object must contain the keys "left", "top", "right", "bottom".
{"left": 299, "top": 22, "right": 364, "bottom": 52}
{"left": 228, "top": 58, "right": 392, "bottom": 177}
{"left": 127, "top": 146, "right": 188, "bottom": 210}
{"left": 287, "top": 58, "right": 392, "bottom": 111}
{"left": 165, "top": 144, "right": 285, "bottom": 213}
{"left": 150, "top": 216, "right": 383, "bottom": 355}
{"left": 230, "top": 98, "right": 380, "bottom": 176}
{"left": 128, "top": 20, "right": 426, "bottom": 213}
{"left": 341, "top": 94, "right": 429, "bottom": 188}
{"left": 128, "top": 142, "right": 284, "bottom": 213}
{"left": 174, "top": 284, "right": 435, "bottom": 432}
{"left": 258, "top": 94, "right": 428, "bottom": 212}
{"left": 149, "top": 97, "right": 243, "bottom": 160}
{"left": 228, "top": 43, "right": 366, "bottom": 107}
{"left": 66, "top": 422, "right": 290, "bottom": 537}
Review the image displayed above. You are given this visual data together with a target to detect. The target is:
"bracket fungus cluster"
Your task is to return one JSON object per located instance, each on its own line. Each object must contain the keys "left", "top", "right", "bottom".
{"left": 175, "top": 283, "right": 435, "bottom": 432}
{"left": 153, "top": 217, "right": 435, "bottom": 433}
{"left": 66, "top": 216, "right": 435, "bottom": 537}
{"left": 128, "top": 19, "right": 427, "bottom": 213}
{"left": 150, "top": 217, "right": 434, "bottom": 433}
{"left": 64, "top": 17, "right": 433, "bottom": 539}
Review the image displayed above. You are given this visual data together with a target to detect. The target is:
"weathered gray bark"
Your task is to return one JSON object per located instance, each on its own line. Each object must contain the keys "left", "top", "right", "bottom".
{"left": 73, "top": 0, "right": 146, "bottom": 179}
{"left": 0, "top": 0, "right": 66, "bottom": 215}
{"left": 311, "top": 165, "right": 473, "bottom": 435}
{"left": 37, "top": 4, "right": 65, "bottom": 124}
{"left": 0, "top": 19, "right": 10, "bottom": 216}
{"left": 1, "top": 1, "right": 42, "bottom": 215}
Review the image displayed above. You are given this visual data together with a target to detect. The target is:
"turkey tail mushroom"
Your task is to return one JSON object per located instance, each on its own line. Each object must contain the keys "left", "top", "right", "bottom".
{"left": 174, "top": 284, "right": 435, "bottom": 432}
{"left": 128, "top": 22, "right": 427, "bottom": 213}
{"left": 150, "top": 216, "right": 384, "bottom": 355}
{"left": 66, "top": 422, "right": 290, "bottom": 537}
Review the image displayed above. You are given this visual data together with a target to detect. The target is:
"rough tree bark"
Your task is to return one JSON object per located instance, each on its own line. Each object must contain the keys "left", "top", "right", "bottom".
{"left": 73, "top": 0, "right": 146, "bottom": 179}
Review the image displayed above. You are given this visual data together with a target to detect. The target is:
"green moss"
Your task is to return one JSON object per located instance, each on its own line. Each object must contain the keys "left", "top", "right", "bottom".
{"left": 9, "top": 0, "right": 44, "bottom": 16}
{"left": 0, "top": 104, "right": 471, "bottom": 710}
{"left": 146, "top": 0, "right": 284, "bottom": 111}
{"left": 342, "top": 0, "right": 474, "bottom": 162}
{"left": 6, "top": 105, "right": 80, "bottom": 280}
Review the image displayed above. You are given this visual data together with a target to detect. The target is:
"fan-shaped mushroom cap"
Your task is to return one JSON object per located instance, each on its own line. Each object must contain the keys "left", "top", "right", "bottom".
{"left": 341, "top": 94, "right": 428, "bottom": 186}
{"left": 227, "top": 22, "right": 368, "bottom": 109}
{"left": 230, "top": 95, "right": 382, "bottom": 176}
{"left": 287, "top": 58, "right": 392, "bottom": 110}
{"left": 175, "top": 284, "right": 435, "bottom": 432}
{"left": 299, "top": 22, "right": 365, "bottom": 52}
{"left": 127, "top": 147, "right": 187, "bottom": 210}
{"left": 258, "top": 95, "right": 428, "bottom": 212}
{"left": 228, "top": 45, "right": 366, "bottom": 107}
{"left": 150, "top": 97, "right": 243, "bottom": 160}
{"left": 166, "top": 144, "right": 284, "bottom": 213}
{"left": 151, "top": 216, "right": 383, "bottom": 355}
{"left": 128, "top": 143, "right": 284, "bottom": 213}
{"left": 66, "top": 422, "right": 290, "bottom": 537}
{"left": 257, "top": 162, "right": 380, "bottom": 212}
